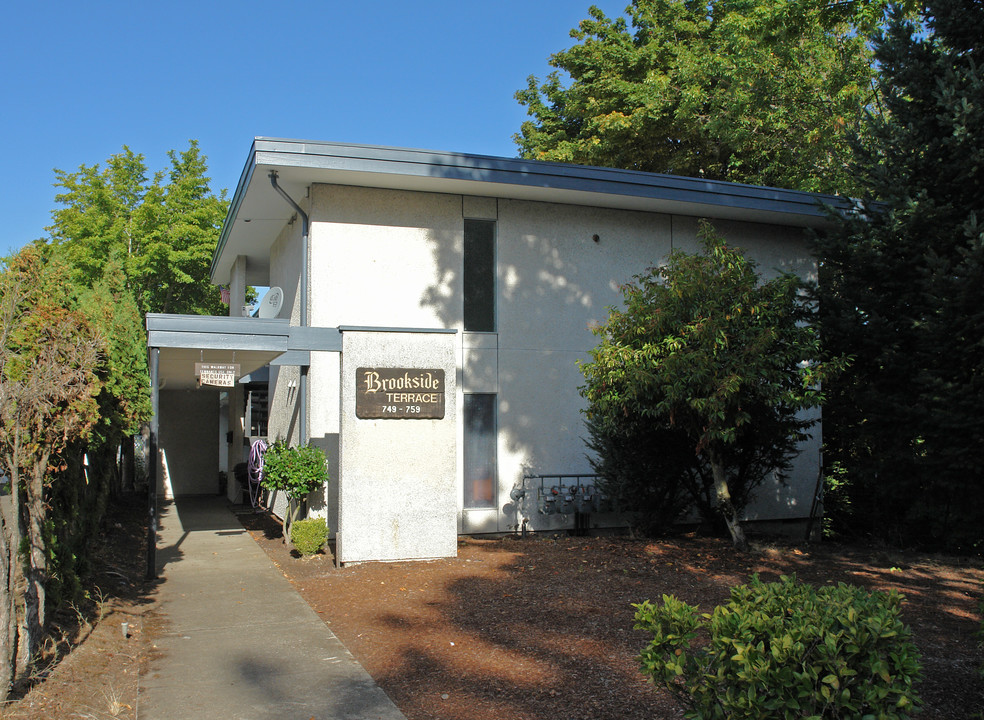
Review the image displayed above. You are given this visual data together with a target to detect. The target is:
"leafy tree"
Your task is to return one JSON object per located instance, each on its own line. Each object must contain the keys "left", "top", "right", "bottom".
{"left": 584, "top": 414, "right": 695, "bottom": 536}
{"left": 815, "top": 0, "right": 984, "bottom": 550}
{"left": 580, "top": 224, "right": 839, "bottom": 549}
{"left": 48, "top": 140, "right": 229, "bottom": 316}
{"left": 515, "top": 0, "right": 911, "bottom": 194}
{"left": 259, "top": 441, "right": 329, "bottom": 536}
{"left": 0, "top": 246, "right": 103, "bottom": 694}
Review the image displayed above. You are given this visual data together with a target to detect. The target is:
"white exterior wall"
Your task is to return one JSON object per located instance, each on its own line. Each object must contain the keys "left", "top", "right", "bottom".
{"left": 263, "top": 208, "right": 341, "bottom": 532}
{"left": 337, "top": 331, "right": 458, "bottom": 563}
{"left": 298, "top": 185, "right": 818, "bottom": 532}
{"left": 277, "top": 183, "right": 818, "bottom": 537}
{"left": 493, "top": 200, "right": 673, "bottom": 517}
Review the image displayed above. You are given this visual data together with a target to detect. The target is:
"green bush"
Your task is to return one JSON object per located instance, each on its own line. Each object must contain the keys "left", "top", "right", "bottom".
{"left": 290, "top": 517, "right": 328, "bottom": 556}
{"left": 260, "top": 441, "right": 328, "bottom": 501}
{"left": 260, "top": 441, "right": 328, "bottom": 529}
{"left": 634, "top": 575, "right": 921, "bottom": 719}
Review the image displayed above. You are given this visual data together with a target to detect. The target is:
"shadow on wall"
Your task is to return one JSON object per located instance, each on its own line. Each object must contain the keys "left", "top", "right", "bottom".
{"left": 419, "top": 198, "right": 667, "bottom": 528}
{"left": 417, "top": 197, "right": 820, "bottom": 525}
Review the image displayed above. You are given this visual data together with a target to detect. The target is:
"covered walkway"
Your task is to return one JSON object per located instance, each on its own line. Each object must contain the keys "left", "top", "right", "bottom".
{"left": 140, "top": 496, "right": 405, "bottom": 720}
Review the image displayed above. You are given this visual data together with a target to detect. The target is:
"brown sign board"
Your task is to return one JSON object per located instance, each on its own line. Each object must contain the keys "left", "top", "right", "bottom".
{"left": 356, "top": 367, "right": 446, "bottom": 419}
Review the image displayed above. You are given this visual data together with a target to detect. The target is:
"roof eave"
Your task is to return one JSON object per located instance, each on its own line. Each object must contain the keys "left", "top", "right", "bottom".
{"left": 210, "top": 138, "right": 845, "bottom": 284}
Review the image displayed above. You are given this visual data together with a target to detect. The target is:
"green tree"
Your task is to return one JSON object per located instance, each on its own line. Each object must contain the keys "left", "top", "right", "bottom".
{"left": 515, "top": 0, "right": 909, "bottom": 194}
{"left": 580, "top": 224, "right": 839, "bottom": 549}
{"left": 42, "top": 264, "right": 153, "bottom": 611}
{"left": 259, "top": 441, "right": 329, "bottom": 537}
{"left": 49, "top": 140, "right": 229, "bottom": 316}
{"left": 815, "top": 0, "right": 984, "bottom": 550}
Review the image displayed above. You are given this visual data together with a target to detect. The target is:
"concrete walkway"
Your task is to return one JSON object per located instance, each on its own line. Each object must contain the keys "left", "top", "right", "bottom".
{"left": 140, "top": 496, "right": 406, "bottom": 720}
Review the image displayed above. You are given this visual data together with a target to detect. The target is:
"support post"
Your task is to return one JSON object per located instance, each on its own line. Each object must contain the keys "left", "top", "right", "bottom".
{"left": 146, "top": 347, "right": 160, "bottom": 580}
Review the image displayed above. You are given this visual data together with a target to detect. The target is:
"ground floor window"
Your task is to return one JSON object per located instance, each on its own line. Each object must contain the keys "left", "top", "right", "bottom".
{"left": 463, "top": 393, "right": 496, "bottom": 508}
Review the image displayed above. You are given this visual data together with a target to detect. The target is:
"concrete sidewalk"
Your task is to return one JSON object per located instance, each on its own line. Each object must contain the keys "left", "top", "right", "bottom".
{"left": 140, "top": 496, "right": 406, "bottom": 720}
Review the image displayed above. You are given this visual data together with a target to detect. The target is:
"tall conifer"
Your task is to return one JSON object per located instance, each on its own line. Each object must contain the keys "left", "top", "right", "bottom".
{"left": 818, "top": 0, "right": 984, "bottom": 549}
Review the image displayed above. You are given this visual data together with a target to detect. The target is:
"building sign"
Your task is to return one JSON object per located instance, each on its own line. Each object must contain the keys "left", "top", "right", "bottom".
{"left": 356, "top": 367, "right": 445, "bottom": 419}
{"left": 195, "top": 362, "right": 240, "bottom": 388}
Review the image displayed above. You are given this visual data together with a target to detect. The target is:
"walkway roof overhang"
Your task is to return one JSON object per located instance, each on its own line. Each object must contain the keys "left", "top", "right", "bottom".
{"left": 210, "top": 138, "right": 848, "bottom": 285}
{"left": 146, "top": 314, "right": 341, "bottom": 390}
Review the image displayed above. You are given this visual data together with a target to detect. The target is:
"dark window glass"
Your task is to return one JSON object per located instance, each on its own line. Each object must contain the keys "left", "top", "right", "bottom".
{"left": 463, "top": 219, "right": 495, "bottom": 332}
{"left": 463, "top": 394, "right": 496, "bottom": 508}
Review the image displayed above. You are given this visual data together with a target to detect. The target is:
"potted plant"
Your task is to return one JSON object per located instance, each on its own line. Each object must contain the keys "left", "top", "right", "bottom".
{"left": 259, "top": 440, "right": 328, "bottom": 539}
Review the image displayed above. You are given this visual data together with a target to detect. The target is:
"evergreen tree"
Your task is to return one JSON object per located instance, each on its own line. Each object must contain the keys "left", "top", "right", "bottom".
{"left": 816, "top": 0, "right": 984, "bottom": 549}
{"left": 0, "top": 247, "right": 104, "bottom": 693}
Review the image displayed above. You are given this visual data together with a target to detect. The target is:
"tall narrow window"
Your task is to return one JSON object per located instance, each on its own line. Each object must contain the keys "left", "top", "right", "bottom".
{"left": 463, "top": 394, "right": 496, "bottom": 509}
{"left": 463, "top": 219, "right": 495, "bottom": 332}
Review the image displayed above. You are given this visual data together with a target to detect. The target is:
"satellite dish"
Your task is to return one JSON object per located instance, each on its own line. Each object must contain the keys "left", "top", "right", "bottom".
{"left": 257, "top": 287, "right": 284, "bottom": 319}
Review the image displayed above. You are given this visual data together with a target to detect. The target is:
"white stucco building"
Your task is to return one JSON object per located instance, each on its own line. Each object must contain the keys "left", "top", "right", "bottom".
{"left": 147, "top": 138, "right": 835, "bottom": 564}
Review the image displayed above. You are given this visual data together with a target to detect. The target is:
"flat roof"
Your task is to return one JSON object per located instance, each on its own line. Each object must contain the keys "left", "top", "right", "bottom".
{"left": 211, "top": 137, "right": 844, "bottom": 284}
{"left": 146, "top": 314, "right": 342, "bottom": 389}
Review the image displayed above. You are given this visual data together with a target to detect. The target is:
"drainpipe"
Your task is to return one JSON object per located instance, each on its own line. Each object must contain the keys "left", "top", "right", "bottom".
{"left": 269, "top": 171, "right": 309, "bottom": 445}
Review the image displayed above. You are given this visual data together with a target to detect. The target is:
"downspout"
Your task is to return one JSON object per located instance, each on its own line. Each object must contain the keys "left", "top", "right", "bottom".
{"left": 269, "top": 171, "right": 309, "bottom": 445}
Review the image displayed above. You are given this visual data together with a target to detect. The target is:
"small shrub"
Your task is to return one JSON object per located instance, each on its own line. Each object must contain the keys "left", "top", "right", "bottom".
{"left": 259, "top": 441, "right": 329, "bottom": 530}
{"left": 290, "top": 518, "right": 328, "bottom": 556}
{"left": 634, "top": 575, "right": 921, "bottom": 719}
{"left": 260, "top": 441, "right": 328, "bottom": 501}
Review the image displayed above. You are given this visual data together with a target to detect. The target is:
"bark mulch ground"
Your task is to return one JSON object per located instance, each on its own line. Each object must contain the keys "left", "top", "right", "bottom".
{"left": 239, "top": 510, "right": 983, "bottom": 720}
{"left": 2, "top": 499, "right": 982, "bottom": 719}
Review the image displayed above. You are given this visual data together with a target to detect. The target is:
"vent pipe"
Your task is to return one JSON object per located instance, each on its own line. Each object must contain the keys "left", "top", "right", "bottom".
{"left": 269, "top": 171, "right": 309, "bottom": 444}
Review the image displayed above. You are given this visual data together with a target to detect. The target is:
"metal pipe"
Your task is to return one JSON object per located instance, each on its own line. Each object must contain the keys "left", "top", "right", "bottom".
{"left": 269, "top": 171, "right": 310, "bottom": 445}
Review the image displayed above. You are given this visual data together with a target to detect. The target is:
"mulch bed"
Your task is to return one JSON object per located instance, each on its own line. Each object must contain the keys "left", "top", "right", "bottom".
{"left": 239, "top": 510, "right": 984, "bottom": 720}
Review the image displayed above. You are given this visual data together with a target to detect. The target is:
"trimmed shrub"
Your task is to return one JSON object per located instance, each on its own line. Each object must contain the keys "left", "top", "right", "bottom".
{"left": 259, "top": 441, "right": 329, "bottom": 530}
{"left": 290, "top": 517, "right": 328, "bottom": 556}
{"left": 260, "top": 441, "right": 328, "bottom": 502}
{"left": 634, "top": 575, "right": 921, "bottom": 719}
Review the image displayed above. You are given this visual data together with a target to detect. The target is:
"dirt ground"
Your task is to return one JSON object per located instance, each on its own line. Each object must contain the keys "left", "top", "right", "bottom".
{"left": 2, "top": 499, "right": 983, "bottom": 719}
{"left": 0, "top": 493, "right": 150, "bottom": 719}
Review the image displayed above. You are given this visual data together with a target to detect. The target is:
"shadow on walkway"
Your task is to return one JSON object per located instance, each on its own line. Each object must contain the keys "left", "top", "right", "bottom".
{"left": 141, "top": 495, "right": 405, "bottom": 720}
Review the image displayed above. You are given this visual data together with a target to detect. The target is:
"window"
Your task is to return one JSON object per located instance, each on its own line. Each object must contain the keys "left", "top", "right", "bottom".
{"left": 463, "top": 394, "right": 496, "bottom": 508}
{"left": 463, "top": 219, "right": 495, "bottom": 332}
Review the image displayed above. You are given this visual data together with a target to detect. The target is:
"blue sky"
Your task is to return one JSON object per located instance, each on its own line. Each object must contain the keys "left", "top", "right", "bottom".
{"left": 0, "top": 0, "right": 630, "bottom": 258}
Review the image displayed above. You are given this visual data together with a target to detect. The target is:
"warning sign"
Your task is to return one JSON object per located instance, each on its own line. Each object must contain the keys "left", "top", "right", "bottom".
{"left": 195, "top": 362, "right": 240, "bottom": 388}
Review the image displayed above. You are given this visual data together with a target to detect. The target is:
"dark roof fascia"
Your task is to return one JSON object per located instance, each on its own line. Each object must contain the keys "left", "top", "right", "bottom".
{"left": 211, "top": 139, "right": 262, "bottom": 278}
{"left": 146, "top": 313, "right": 343, "bottom": 354}
{"left": 146, "top": 313, "right": 290, "bottom": 351}
{"left": 252, "top": 137, "right": 841, "bottom": 217}
{"left": 210, "top": 138, "right": 851, "bottom": 277}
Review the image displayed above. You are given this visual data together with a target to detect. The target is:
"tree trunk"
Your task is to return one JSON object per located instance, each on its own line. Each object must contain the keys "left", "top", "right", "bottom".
{"left": 121, "top": 435, "right": 135, "bottom": 492}
{"left": 5, "top": 440, "right": 31, "bottom": 686}
{"left": 0, "top": 493, "right": 17, "bottom": 700}
{"left": 709, "top": 450, "right": 748, "bottom": 552}
{"left": 283, "top": 496, "right": 309, "bottom": 546}
{"left": 16, "top": 460, "right": 49, "bottom": 682}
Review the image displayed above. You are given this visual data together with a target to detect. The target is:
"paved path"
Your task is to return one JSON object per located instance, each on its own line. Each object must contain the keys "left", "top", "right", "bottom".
{"left": 140, "top": 496, "right": 406, "bottom": 720}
